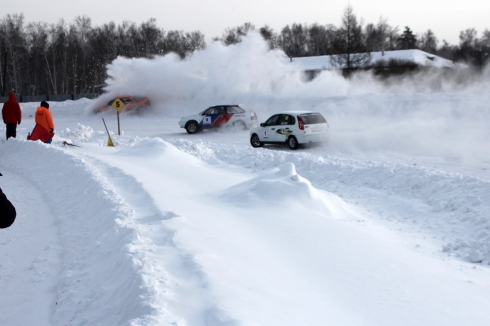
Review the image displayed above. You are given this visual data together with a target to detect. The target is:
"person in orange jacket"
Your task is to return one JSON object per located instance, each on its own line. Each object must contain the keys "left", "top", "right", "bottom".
{"left": 28, "top": 101, "right": 55, "bottom": 143}
{"left": 2, "top": 92, "right": 22, "bottom": 139}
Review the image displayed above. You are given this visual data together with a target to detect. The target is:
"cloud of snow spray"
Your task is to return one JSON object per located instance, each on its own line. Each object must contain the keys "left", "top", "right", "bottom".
{"left": 95, "top": 32, "right": 350, "bottom": 114}
{"left": 95, "top": 32, "right": 490, "bottom": 165}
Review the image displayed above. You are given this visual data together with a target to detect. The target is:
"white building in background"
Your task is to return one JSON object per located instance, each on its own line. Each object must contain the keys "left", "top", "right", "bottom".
{"left": 289, "top": 49, "right": 457, "bottom": 76}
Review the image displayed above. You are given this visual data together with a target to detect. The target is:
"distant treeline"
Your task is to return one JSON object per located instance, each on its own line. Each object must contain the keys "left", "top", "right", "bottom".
{"left": 1, "top": 7, "right": 489, "bottom": 96}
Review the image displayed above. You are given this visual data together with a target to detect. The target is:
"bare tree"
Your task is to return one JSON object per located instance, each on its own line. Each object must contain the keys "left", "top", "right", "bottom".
{"left": 458, "top": 28, "right": 481, "bottom": 65}
{"left": 184, "top": 31, "right": 206, "bottom": 53}
{"left": 418, "top": 29, "right": 438, "bottom": 53}
{"left": 330, "top": 6, "right": 371, "bottom": 71}
{"left": 259, "top": 25, "right": 278, "bottom": 49}
{"left": 459, "top": 28, "right": 478, "bottom": 49}
{"left": 386, "top": 25, "right": 400, "bottom": 51}
{"left": 139, "top": 18, "right": 162, "bottom": 58}
{"left": 278, "top": 23, "right": 308, "bottom": 57}
{"left": 219, "top": 22, "right": 255, "bottom": 45}
{"left": 45, "top": 19, "right": 70, "bottom": 94}
{"left": 89, "top": 22, "right": 118, "bottom": 91}
{"left": 0, "top": 14, "right": 210, "bottom": 97}
{"left": 481, "top": 29, "right": 490, "bottom": 48}
{"left": 0, "top": 14, "right": 28, "bottom": 93}
{"left": 307, "top": 23, "right": 337, "bottom": 56}
{"left": 73, "top": 16, "right": 92, "bottom": 93}
{"left": 25, "top": 21, "right": 48, "bottom": 95}
{"left": 479, "top": 29, "right": 490, "bottom": 66}
{"left": 365, "top": 17, "right": 391, "bottom": 53}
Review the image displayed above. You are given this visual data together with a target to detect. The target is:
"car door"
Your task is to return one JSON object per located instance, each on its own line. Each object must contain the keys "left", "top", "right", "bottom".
{"left": 259, "top": 114, "right": 281, "bottom": 142}
{"left": 201, "top": 107, "right": 223, "bottom": 129}
{"left": 274, "top": 114, "right": 296, "bottom": 142}
{"left": 213, "top": 106, "right": 234, "bottom": 127}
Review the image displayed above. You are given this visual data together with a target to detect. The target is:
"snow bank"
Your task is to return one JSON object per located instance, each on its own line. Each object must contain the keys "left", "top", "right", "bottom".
{"left": 168, "top": 138, "right": 490, "bottom": 265}
{"left": 0, "top": 139, "right": 155, "bottom": 324}
{"left": 221, "top": 162, "right": 327, "bottom": 209}
{"left": 2, "top": 125, "right": 490, "bottom": 325}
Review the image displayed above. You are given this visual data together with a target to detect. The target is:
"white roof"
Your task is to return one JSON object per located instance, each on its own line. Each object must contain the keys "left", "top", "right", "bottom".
{"left": 271, "top": 111, "right": 322, "bottom": 115}
{"left": 289, "top": 49, "right": 456, "bottom": 70}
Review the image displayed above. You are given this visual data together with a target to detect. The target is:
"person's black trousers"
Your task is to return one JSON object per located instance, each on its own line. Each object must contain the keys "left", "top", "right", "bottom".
{"left": 6, "top": 124, "right": 17, "bottom": 139}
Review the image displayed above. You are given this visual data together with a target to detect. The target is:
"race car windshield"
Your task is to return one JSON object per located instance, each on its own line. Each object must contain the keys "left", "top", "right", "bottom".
{"left": 298, "top": 113, "right": 327, "bottom": 124}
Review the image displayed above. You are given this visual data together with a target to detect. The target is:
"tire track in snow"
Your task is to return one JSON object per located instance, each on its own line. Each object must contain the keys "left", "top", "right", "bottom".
{"left": 74, "top": 150, "right": 240, "bottom": 325}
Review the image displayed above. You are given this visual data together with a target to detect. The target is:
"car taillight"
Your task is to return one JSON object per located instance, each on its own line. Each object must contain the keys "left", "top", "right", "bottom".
{"left": 298, "top": 116, "right": 304, "bottom": 130}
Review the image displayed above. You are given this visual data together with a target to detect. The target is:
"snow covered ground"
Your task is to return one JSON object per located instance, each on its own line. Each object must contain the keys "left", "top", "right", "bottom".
{"left": 1, "top": 33, "right": 490, "bottom": 325}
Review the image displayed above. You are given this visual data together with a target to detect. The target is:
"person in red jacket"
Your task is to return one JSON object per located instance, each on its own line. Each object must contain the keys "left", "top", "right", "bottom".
{"left": 28, "top": 101, "right": 55, "bottom": 143}
{"left": 2, "top": 92, "right": 22, "bottom": 139}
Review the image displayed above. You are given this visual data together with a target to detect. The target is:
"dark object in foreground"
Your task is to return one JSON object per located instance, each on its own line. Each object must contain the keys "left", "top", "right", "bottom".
{"left": 63, "top": 141, "right": 81, "bottom": 147}
{"left": 0, "top": 174, "right": 16, "bottom": 228}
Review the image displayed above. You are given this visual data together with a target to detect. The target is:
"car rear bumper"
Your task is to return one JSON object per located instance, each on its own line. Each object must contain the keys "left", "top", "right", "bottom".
{"left": 298, "top": 132, "right": 329, "bottom": 144}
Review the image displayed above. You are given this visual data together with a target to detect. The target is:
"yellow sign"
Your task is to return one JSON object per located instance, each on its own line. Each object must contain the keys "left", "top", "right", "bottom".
{"left": 111, "top": 98, "right": 124, "bottom": 111}
{"left": 107, "top": 136, "right": 114, "bottom": 147}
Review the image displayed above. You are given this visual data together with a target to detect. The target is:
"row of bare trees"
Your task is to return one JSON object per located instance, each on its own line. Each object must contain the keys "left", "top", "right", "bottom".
{"left": 0, "top": 14, "right": 205, "bottom": 97}
{"left": 1, "top": 7, "right": 489, "bottom": 96}
{"left": 217, "top": 7, "right": 490, "bottom": 70}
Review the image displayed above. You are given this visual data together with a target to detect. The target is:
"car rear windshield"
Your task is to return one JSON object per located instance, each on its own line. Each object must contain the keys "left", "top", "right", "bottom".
{"left": 298, "top": 113, "right": 327, "bottom": 124}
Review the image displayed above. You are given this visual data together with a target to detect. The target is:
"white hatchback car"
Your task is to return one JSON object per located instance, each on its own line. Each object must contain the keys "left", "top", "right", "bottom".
{"left": 249, "top": 111, "right": 329, "bottom": 150}
{"left": 179, "top": 105, "right": 258, "bottom": 134}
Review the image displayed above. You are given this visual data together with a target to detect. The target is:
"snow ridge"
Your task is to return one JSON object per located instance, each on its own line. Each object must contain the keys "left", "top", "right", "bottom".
{"left": 1, "top": 139, "right": 152, "bottom": 325}
{"left": 168, "top": 138, "right": 490, "bottom": 264}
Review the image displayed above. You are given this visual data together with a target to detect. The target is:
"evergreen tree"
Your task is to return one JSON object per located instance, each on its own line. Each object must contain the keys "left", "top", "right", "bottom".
{"left": 397, "top": 26, "right": 417, "bottom": 49}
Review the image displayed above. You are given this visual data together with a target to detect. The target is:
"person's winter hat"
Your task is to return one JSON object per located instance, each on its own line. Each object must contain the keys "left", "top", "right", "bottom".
{"left": 40, "top": 101, "right": 49, "bottom": 109}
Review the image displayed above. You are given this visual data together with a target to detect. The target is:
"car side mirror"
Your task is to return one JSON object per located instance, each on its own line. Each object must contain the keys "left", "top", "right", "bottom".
{"left": 260, "top": 123, "right": 265, "bottom": 127}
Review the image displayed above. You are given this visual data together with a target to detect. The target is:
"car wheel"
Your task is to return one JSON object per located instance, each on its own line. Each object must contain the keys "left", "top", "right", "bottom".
{"left": 232, "top": 120, "right": 247, "bottom": 131}
{"left": 287, "top": 136, "right": 299, "bottom": 150}
{"left": 250, "top": 134, "right": 264, "bottom": 148}
{"left": 185, "top": 121, "right": 199, "bottom": 134}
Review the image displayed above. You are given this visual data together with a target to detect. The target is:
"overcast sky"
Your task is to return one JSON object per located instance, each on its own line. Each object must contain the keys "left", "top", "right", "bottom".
{"left": 3, "top": 0, "right": 489, "bottom": 45}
